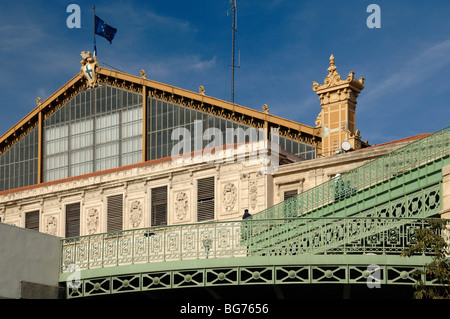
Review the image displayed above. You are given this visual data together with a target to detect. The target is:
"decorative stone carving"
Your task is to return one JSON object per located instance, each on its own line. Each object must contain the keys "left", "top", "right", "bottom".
{"left": 199, "top": 85, "right": 205, "bottom": 95}
{"left": 262, "top": 104, "right": 269, "bottom": 114}
{"left": 223, "top": 182, "right": 237, "bottom": 213}
{"left": 80, "top": 51, "right": 99, "bottom": 88}
{"left": 175, "top": 192, "right": 189, "bottom": 220}
{"left": 249, "top": 180, "right": 258, "bottom": 210}
{"left": 46, "top": 216, "right": 57, "bottom": 236}
{"left": 140, "top": 69, "right": 146, "bottom": 79}
{"left": 315, "top": 110, "right": 323, "bottom": 128}
{"left": 312, "top": 54, "right": 365, "bottom": 93}
{"left": 86, "top": 208, "right": 99, "bottom": 235}
{"left": 129, "top": 200, "right": 143, "bottom": 228}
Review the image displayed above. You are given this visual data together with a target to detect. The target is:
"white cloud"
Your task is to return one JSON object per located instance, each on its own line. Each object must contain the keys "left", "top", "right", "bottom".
{"left": 363, "top": 37, "right": 450, "bottom": 102}
{"left": 142, "top": 11, "right": 194, "bottom": 33}
{"left": 0, "top": 24, "right": 45, "bottom": 52}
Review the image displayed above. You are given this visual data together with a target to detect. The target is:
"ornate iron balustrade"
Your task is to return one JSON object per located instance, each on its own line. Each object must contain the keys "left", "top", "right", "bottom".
{"left": 251, "top": 126, "right": 450, "bottom": 221}
{"left": 247, "top": 217, "right": 450, "bottom": 257}
{"left": 248, "top": 183, "right": 443, "bottom": 254}
{"left": 60, "top": 217, "right": 449, "bottom": 273}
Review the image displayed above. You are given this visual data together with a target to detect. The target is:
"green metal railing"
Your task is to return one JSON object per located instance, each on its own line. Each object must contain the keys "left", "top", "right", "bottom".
{"left": 60, "top": 217, "right": 449, "bottom": 273}
{"left": 251, "top": 126, "right": 450, "bottom": 221}
{"left": 247, "top": 182, "right": 443, "bottom": 254}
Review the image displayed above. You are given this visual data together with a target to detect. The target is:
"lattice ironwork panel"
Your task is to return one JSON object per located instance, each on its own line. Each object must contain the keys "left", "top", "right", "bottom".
{"left": 275, "top": 266, "right": 310, "bottom": 284}
{"left": 240, "top": 267, "right": 274, "bottom": 285}
{"left": 348, "top": 265, "right": 385, "bottom": 285}
{"left": 112, "top": 275, "right": 141, "bottom": 294}
{"left": 64, "top": 263, "right": 432, "bottom": 299}
{"left": 88, "top": 235, "right": 105, "bottom": 268}
{"left": 133, "top": 229, "right": 150, "bottom": 263}
{"left": 386, "top": 266, "right": 423, "bottom": 285}
{"left": 83, "top": 277, "right": 111, "bottom": 297}
{"left": 142, "top": 272, "right": 171, "bottom": 291}
{"left": 172, "top": 270, "right": 205, "bottom": 288}
{"left": 311, "top": 266, "right": 347, "bottom": 283}
{"left": 205, "top": 268, "right": 239, "bottom": 286}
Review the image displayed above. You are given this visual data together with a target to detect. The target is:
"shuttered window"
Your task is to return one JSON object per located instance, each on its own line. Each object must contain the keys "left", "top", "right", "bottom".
{"left": 107, "top": 194, "right": 123, "bottom": 232}
{"left": 284, "top": 190, "right": 298, "bottom": 201}
{"left": 25, "top": 210, "right": 40, "bottom": 231}
{"left": 197, "top": 177, "right": 215, "bottom": 222}
{"left": 151, "top": 186, "right": 167, "bottom": 226}
{"left": 65, "top": 203, "right": 80, "bottom": 237}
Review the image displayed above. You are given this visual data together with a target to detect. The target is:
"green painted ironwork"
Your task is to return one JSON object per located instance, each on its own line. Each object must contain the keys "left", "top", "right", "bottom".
{"left": 247, "top": 183, "right": 443, "bottom": 255}
{"left": 61, "top": 217, "right": 448, "bottom": 274}
{"left": 65, "top": 260, "right": 434, "bottom": 298}
{"left": 251, "top": 126, "right": 450, "bottom": 220}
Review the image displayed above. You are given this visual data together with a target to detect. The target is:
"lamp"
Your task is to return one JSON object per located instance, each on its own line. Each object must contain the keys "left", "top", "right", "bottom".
{"left": 202, "top": 238, "right": 212, "bottom": 259}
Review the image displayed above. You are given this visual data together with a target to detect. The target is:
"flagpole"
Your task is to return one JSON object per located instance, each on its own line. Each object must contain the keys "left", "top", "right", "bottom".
{"left": 93, "top": 5, "right": 96, "bottom": 57}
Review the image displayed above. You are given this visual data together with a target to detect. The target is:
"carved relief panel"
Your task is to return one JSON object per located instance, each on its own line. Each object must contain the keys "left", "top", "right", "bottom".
{"left": 219, "top": 180, "right": 239, "bottom": 218}
{"left": 223, "top": 182, "right": 237, "bottom": 213}
{"left": 86, "top": 207, "right": 100, "bottom": 235}
{"left": 129, "top": 200, "right": 143, "bottom": 228}
{"left": 248, "top": 179, "right": 258, "bottom": 211}
{"left": 45, "top": 215, "right": 58, "bottom": 236}
{"left": 174, "top": 191, "right": 189, "bottom": 221}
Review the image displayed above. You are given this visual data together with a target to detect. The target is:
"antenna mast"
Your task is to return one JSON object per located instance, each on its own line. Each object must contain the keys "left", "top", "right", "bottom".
{"left": 228, "top": 0, "right": 239, "bottom": 104}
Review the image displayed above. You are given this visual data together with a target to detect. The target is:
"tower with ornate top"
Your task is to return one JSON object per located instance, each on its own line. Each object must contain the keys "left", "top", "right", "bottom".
{"left": 313, "top": 55, "right": 365, "bottom": 157}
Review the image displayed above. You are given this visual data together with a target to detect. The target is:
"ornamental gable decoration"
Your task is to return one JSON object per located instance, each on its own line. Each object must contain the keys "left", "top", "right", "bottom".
{"left": 80, "top": 51, "right": 99, "bottom": 88}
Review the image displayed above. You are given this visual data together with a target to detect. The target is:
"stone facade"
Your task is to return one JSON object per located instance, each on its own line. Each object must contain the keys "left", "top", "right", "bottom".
{"left": 0, "top": 139, "right": 413, "bottom": 238}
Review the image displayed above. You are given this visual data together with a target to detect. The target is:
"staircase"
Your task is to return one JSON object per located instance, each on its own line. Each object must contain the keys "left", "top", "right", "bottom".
{"left": 244, "top": 126, "right": 450, "bottom": 256}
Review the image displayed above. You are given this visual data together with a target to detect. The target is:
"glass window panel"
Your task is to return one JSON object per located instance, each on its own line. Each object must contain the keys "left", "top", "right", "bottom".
{"left": 71, "top": 148, "right": 93, "bottom": 165}
{"left": 96, "top": 142, "right": 119, "bottom": 159}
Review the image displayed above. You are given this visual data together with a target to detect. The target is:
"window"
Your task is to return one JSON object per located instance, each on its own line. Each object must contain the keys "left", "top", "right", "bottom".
{"left": 197, "top": 177, "right": 215, "bottom": 222}
{"left": 65, "top": 203, "right": 80, "bottom": 237}
{"left": 43, "top": 86, "right": 143, "bottom": 183}
{"left": 0, "top": 127, "right": 39, "bottom": 191}
{"left": 107, "top": 194, "right": 123, "bottom": 232}
{"left": 284, "top": 190, "right": 298, "bottom": 201}
{"left": 25, "top": 210, "right": 40, "bottom": 231}
{"left": 151, "top": 186, "right": 167, "bottom": 226}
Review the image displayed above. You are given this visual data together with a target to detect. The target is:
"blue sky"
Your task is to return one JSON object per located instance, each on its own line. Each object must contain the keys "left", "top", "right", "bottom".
{"left": 0, "top": 0, "right": 449, "bottom": 146}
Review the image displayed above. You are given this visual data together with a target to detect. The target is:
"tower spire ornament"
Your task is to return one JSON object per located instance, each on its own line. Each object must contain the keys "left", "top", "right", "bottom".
{"left": 80, "top": 51, "right": 99, "bottom": 88}
{"left": 329, "top": 54, "right": 336, "bottom": 68}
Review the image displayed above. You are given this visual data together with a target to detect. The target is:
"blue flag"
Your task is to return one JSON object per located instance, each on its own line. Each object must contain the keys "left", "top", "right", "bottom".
{"left": 94, "top": 15, "right": 117, "bottom": 44}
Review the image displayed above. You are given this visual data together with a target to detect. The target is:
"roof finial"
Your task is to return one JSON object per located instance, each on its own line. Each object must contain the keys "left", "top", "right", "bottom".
{"left": 327, "top": 54, "right": 337, "bottom": 73}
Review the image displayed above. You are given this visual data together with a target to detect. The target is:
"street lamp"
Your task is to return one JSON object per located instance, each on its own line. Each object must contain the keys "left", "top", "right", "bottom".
{"left": 202, "top": 238, "right": 212, "bottom": 259}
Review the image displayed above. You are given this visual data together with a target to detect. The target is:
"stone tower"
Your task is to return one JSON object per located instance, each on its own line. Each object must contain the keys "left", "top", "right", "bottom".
{"left": 313, "top": 55, "right": 365, "bottom": 157}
